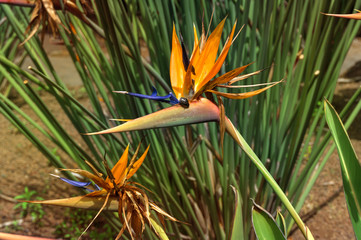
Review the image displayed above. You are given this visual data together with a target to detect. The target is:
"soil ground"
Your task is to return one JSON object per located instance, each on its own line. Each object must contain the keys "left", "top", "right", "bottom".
{"left": 0, "top": 37, "right": 360, "bottom": 239}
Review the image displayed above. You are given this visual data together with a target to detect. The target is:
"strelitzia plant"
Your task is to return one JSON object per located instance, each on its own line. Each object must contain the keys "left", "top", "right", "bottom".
{"left": 3, "top": 1, "right": 359, "bottom": 239}
{"left": 28, "top": 143, "right": 178, "bottom": 239}
{"left": 86, "top": 18, "right": 312, "bottom": 239}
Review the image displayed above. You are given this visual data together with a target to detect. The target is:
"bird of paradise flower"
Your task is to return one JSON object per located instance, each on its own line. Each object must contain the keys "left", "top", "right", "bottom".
{"left": 86, "top": 18, "right": 282, "bottom": 140}
{"left": 28, "top": 143, "right": 178, "bottom": 240}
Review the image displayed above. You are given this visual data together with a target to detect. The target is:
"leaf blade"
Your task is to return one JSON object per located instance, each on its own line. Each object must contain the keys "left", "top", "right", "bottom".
{"left": 251, "top": 200, "right": 286, "bottom": 240}
{"left": 324, "top": 99, "right": 361, "bottom": 237}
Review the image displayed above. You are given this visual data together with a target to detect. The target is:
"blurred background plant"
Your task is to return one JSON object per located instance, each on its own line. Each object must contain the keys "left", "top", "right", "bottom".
{"left": 13, "top": 187, "right": 44, "bottom": 224}
{"left": 1, "top": 0, "right": 361, "bottom": 239}
{"left": 55, "top": 208, "right": 117, "bottom": 240}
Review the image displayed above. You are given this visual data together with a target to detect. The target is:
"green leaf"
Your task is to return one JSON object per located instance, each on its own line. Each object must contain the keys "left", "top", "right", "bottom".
{"left": 324, "top": 99, "right": 361, "bottom": 237}
{"left": 149, "top": 217, "right": 169, "bottom": 240}
{"left": 251, "top": 200, "right": 286, "bottom": 240}
{"left": 226, "top": 118, "right": 313, "bottom": 239}
{"left": 230, "top": 186, "right": 244, "bottom": 240}
{"left": 276, "top": 210, "right": 287, "bottom": 237}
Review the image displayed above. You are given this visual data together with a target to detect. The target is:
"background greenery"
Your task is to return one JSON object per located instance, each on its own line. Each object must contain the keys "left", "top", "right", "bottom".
{"left": 1, "top": 0, "right": 361, "bottom": 239}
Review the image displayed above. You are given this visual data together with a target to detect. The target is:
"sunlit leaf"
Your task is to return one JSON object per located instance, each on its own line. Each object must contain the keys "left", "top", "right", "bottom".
{"left": 324, "top": 99, "right": 361, "bottom": 237}
{"left": 150, "top": 217, "right": 170, "bottom": 240}
{"left": 252, "top": 200, "right": 286, "bottom": 240}
{"left": 276, "top": 210, "right": 287, "bottom": 237}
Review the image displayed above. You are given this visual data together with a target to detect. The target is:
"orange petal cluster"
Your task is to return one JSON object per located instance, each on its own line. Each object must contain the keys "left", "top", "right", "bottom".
{"left": 170, "top": 18, "right": 237, "bottom": 99}
{"left": 29, "top": 144, "right": 178, "bottom": 240}
{"left": 170, "top": 18, "right": 282, "bottom": 102}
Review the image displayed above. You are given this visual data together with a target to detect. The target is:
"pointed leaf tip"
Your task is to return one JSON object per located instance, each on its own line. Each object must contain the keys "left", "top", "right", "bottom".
{"left": 28, "top": 195, "right": 119, "bottom": 211}
{"left": 323, "top": 12, "right": 361, "bottom": 20}
{"left": 252, "top": 200, "right": 286, "bottom": 240}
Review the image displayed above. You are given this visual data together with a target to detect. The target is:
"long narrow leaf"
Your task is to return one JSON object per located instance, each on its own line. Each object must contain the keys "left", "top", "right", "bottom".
{"left": 324, "top": 99, "right": 361, "bottom": 237}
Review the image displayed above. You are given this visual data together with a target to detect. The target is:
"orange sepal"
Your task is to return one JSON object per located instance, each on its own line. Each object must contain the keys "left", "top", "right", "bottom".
{"left": 85, "top": 188, "right": 109, "bottom": 197}
{"left": 183, "top": 43, "right": 199, "bottom": 97}
{"left": 190, "top": 24, "right": 200, "bottom": 71}
{"left": 191, "top": 24, "right": 200, "bottom": 57}
{"left": 199, "top": 21, "right": 238, "bottom": 90}
{"left": 170, "top": 24, "right": 186, "bottom": 99}
{"left": 203, "top": 63, "right": 252, "bottom": 94}
{"left": 207, "top": 80, "right": 283, "bottom": 99}
{"left": 107, "top": 145, "right": 129, "bottom": 185}
{"left": 193, "top": 18, "right": 226, "bottom": 91}
{"left": 126, "top": 145, "right": 150, "bottom": 179}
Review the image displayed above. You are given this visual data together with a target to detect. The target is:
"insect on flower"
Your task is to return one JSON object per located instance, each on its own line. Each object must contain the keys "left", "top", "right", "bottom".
{"left": 28, "top": 143, "right": 178, "bottom": 239}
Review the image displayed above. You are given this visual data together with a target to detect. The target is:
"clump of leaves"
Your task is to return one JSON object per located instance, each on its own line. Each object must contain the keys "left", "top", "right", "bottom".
{"left": 14, "top": 187, "right": 45, "bottom": 223}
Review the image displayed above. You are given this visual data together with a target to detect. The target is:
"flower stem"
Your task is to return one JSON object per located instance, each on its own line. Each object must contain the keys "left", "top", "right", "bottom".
{"left": 225, "top": 118, "right": 314, "bottom": 240}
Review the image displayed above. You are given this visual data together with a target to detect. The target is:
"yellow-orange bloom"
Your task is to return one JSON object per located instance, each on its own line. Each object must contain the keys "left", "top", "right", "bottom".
{"left": 28, "top": 144, "right": 178, "bottom": 239}
{"left": 170, "top": 18, "right": 280, "bottom": 102}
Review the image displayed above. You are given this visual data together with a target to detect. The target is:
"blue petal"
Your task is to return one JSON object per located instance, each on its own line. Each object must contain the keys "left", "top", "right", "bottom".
{"left": 169, "top": 94, "right": 180, "bottom": 104}
{"left": 151, "top": 86, "right": 157, "bottom": 96}
{"left": 58, "top": 177, "right": 96, "bottom": 192}
{"left": 58, "top": 177, "right": 92, "bottom": 188}
{"left": 116, "top": 87, "right": 180, "bottom": 105}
